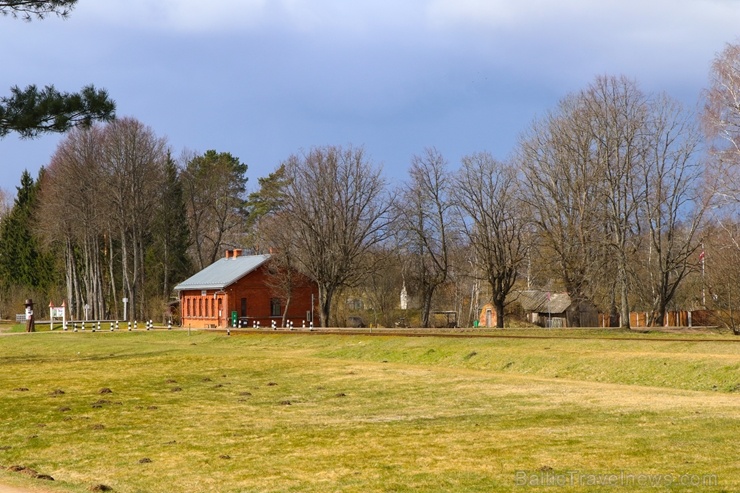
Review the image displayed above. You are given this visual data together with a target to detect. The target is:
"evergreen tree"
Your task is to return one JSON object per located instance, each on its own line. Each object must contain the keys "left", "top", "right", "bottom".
{"left": 1, "top": 1, "right": 115, "bottom": 139}
{"left": 146, "top": 153, "right": 192, "bottom": 301}
{"left": 181, "top": 150, "right": 248, "bottom": 269}
{"left": 0, "top": 169, "right": 55, "bottom": 291}
{"left": 1, "top": 84, "right": 115, "bottom": 138}
{"left": 246, "top": 163, "right": 290, "bottom": 222}
{"left": 0, "top": 1, "right": 77, "bottom": 20}
{"left": 245, "top": 163, "right": 290, "bottom": 250}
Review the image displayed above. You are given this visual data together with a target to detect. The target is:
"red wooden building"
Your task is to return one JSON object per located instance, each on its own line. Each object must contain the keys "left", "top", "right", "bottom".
{"left": 174, "top": 250, "right": 317, "bottom": 328}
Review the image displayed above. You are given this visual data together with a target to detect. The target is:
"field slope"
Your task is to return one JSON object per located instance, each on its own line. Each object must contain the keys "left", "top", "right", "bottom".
{"left": 0, "top": 331, "right": 737, "bottom": 492}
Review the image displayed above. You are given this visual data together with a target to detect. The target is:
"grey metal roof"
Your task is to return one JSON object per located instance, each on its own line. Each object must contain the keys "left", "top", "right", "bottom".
{"left": 174, "top": 254, "right": 271, "bottom": 291}
{"left": 516, "top": 290, "right": 572, "bottom": 314}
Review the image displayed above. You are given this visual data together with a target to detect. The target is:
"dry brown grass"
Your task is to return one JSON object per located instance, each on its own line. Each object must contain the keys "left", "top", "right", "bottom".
{"left": 0, "top": 331, "right": 737, "bottom": 492}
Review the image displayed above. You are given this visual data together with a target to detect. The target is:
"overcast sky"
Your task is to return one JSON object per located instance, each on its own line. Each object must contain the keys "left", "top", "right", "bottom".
{"left": 2, "top": 0, "right": 739, "bottom": 194}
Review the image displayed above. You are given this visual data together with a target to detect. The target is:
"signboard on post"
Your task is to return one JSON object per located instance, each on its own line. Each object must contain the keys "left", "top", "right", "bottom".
{"left": 49, "top": 301, "right": 66, "bottom": 331}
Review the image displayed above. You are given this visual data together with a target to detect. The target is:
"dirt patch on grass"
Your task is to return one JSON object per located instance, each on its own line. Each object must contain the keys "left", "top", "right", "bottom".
{"left": 5, "top": 465, "right": 53, "bottom": 481}
{"left": 89, "top": 484, "right": 113, "bottom": 492}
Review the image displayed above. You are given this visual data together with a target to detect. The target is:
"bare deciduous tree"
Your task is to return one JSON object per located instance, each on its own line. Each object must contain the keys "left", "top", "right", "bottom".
{"left": 584, "top": 76, "right": 646, "bottom": 327}
{"left": 519, "top": 75, "right": 704, "bottom": 327}
{"left": 699, "top": 41, "right": 740, "bottom": 334}
{"left": 0, "top": 187, "right": 12, "bottom": 220}
{"left": 360, "top": 245, "right": 405, "bottom": 328}
{"left": 518, "top": 95, "right": 606, "bottom": 325}
{"left": 639, "top": 94, "right": 705, "bottom": 325}
{"left": 395, "top": 148, "right": 454, "bottom": 328}
{"left": 277, "top": 145, "right": 390, "bottom": 327}
{"left": 38, "top": 125, "right": 106, "bottom": 319}
{"left": 101, "top": 117, "right": 168, "bottom": 320}
{"left": 703, "top": 41, "right": 740, "bottom": 207}
{"left": 256, "top": 213, "right": 302, "bottom": 327}
{"left": 455, "top": 152, "right": 527, "bottom": 328}
{"left": 38, "top": 119, "right": 171, "bottom": 321}
{"left": 701, "top": 220, "right": 740, "bottom": 334}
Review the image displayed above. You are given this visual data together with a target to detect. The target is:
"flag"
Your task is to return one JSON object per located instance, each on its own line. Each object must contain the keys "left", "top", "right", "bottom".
{"left": 699, "top": 250, "right": 705, "bottom": 261}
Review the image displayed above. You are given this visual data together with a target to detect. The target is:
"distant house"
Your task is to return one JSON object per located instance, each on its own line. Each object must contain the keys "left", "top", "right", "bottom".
{"left": 516, "top": 290, "right": 598, "bottom": 328}
{"left": 174, "top": 250, "right": 317, "bottom": 328}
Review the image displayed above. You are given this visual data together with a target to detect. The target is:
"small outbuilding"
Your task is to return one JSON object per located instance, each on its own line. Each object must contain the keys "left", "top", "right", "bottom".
{"left": 516, "top": 290, "right": 598, "bottom": 328}
{"left": 478, "top": 303, "right": 498, "bottom": 328}
{"left": 174, "top": 250, "right": 317, "bottom": 328}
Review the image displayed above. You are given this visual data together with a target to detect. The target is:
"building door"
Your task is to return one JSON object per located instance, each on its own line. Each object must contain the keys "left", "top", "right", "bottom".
{"left": 486, "top": 309, "right": 493, "bottom": 328}
{"left": 217, "top": 298, "right": 223, "bottom": 327}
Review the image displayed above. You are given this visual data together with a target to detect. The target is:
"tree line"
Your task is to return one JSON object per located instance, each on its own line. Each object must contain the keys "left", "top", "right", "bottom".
{"left": 0, "top": 118, "right": 250, "bottom": 322}
{"left": 3, "top": 37, "right": 740, "bottom": 329}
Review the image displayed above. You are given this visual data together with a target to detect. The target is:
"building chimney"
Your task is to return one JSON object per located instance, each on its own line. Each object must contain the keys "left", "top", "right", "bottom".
{"left": 224, "top": 250, "right": 231, "bottom": 259}
{"left": 233, "top": 249, "right": 242, "bottom": 258}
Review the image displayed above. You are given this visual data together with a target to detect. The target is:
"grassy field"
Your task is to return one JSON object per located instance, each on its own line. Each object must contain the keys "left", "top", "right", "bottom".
{"left": 0, "top": 330, "right": 737, "bottom": 493}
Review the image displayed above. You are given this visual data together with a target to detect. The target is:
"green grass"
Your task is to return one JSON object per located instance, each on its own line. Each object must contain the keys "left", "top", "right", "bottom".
{"left": 0, "top": 331, "right": 737, "bottom": 492}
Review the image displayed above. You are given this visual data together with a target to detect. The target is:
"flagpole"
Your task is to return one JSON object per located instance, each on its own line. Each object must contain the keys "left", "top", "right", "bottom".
{"left": 700, "top": 244, "right": 706, "bottom": 308}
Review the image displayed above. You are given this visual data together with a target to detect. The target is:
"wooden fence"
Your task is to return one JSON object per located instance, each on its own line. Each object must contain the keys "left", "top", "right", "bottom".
{"left": 598, "top": 310, "right": 729, "bottom": 328}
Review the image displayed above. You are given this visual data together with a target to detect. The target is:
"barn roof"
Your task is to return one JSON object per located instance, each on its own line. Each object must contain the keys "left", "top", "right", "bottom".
{"left": 174, "top": 254, "right": 271, "bottom": 291}
{"left": 516, "top": 290, "right": 572, "bottom": 314}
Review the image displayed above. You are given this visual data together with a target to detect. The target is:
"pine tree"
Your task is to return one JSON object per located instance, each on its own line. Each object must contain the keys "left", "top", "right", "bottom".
{"left": 0, "top": 1, "right": 115, "bottom": 138}
{"left": 181, "top": 150, "right": 249, "bottom": 269}
{"left": 146, "top": 153, "right": 192, "bottom": 301}
{"left": 0, "top": 169, "right": 56, "bottom": 291}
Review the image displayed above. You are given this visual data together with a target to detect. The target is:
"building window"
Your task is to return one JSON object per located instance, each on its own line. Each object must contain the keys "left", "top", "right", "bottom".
{"left": 346, "top": 298, "right": 364, "bottom": 311}
{"left": 270, "top": 298, "right": 281, "bottom": 317}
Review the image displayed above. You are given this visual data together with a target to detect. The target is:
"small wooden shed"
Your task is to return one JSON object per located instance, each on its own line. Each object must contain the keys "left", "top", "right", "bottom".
{"left": 516, "top": 290, "right": 598, "bottom": 328}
